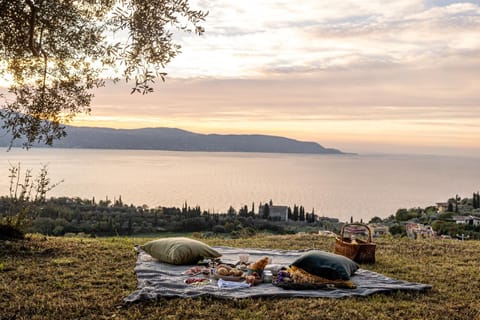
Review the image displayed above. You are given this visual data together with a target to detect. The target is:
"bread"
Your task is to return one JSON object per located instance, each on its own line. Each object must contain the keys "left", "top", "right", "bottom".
{"left": 229, "top": 268, "right": 243, "bottom": 276}
{"left": 249, "top": 256, "right": 269, "bottom": 270}
{"left": 217, "top": 267, "right": 229, "bottom": 276}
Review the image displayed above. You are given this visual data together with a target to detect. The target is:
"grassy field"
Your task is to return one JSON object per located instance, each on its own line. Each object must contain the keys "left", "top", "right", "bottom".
{"left": 1, "top": 234, "right": 479, "bottom": 320}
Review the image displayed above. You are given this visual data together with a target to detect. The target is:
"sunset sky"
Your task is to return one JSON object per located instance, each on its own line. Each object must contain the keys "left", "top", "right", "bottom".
{"left": 58, "top": 1, "right": 480, "bottom": 155}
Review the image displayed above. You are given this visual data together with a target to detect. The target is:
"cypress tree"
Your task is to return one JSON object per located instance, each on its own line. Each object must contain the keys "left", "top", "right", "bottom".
{"left": 474, "top": 192, "right": 480, "bottom": 209}
{"left": 447, "top": 201, "right": 454, "bottom": 212}
{"left": 263, "top": 204, "right": 270, "bottom": 220}
{"left": 127, "top": 217, "right": 133, "bottom": 235}
{"left": 293, "top": 205, "right": 299, "bottom": 221}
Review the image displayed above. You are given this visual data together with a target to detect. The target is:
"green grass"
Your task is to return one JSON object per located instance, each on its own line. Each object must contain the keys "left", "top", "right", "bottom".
{"left": 1, "top": 234, "right": 479, "bottom": 320}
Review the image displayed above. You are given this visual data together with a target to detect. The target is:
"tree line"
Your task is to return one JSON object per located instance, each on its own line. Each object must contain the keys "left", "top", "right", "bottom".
{"left": 0, "top": 196, "right": 331, "bottom": 238}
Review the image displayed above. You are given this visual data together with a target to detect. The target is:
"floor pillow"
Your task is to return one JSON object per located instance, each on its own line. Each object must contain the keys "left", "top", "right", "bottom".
{"left": 290, "top": 250, "right": 358, "bottom": 280}
{"left": 141, "top": 237, "right": 221, "bottom": 265}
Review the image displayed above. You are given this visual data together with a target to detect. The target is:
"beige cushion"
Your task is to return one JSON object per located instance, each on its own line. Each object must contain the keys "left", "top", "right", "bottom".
{"left": 141, "top": 237, "right": 221, "bottom": 265}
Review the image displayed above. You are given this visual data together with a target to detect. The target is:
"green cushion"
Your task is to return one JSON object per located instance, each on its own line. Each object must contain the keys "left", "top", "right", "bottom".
{"left": 141, "top": 237, "right": 221, "bottom": 265}
{"left": 290, "top": 250, "right": 359, "bottom": 280}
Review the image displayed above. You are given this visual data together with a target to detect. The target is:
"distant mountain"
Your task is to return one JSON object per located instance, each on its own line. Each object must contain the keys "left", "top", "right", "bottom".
{"left": 0, "top": 125, "right": 345, "bottom": 154}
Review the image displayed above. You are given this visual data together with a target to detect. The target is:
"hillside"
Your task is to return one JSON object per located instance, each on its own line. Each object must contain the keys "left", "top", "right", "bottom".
{"left": 0, "top": 125, "right": 344, "bottom": 154}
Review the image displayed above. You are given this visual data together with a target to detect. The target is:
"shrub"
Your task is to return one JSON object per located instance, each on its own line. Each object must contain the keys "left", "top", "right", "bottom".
{"left": 240, "top": 227, "right": 256, "bottom": 237}
{"left": 212, "top": 225, "right": 226, "bottom": 233}
{"left": 1, "top": 163, "right": 62, "bottom": 239}
{"left": 230, "top": 230, "right": 240, "bottom": 239}
{"left": 0, "top": 223, "right": 24, "bottom": 240}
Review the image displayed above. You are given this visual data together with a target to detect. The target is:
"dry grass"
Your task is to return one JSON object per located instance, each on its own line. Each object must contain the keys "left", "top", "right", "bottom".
{"left": 1, "top": 234, "right": 479, "bottom": 320}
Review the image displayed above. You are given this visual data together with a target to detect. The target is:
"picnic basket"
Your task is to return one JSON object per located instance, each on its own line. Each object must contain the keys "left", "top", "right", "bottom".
{"left": 334, "top": 223, "right": 376, "bottom": 264}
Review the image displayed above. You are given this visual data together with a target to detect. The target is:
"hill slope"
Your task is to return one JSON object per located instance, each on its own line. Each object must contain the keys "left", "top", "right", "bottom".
{"left": 0, "top": 125, "right": 344, "bottom": 154}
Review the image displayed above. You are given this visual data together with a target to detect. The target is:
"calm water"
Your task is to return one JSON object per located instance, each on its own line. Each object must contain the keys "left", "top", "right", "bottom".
{"left": 1, "top": 148, "right": 479, "bottom": 222}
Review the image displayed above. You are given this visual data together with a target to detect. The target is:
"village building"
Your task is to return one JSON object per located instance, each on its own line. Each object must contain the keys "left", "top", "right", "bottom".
{"left": 436, "top": 202, "right": 449, "bottom": 213}
{"left": 453, "top": 215, "right": 480, "bottom": 226}
{"left": 259, "top": 204, "right": 289, "bottom": 221}
{"left": 368, "top": 223, "right": 390, "bottom": 238}
{"left": 406, "top": 223, "right": 435, "bottom": 239}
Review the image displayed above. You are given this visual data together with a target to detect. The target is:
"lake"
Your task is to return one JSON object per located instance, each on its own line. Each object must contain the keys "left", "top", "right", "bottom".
{"left": 1, "top": 148, "right": 479, "bottom": 222}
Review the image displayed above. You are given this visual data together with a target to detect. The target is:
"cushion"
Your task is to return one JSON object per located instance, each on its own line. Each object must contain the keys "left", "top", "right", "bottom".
{"left": 141, "top": 237, "right": 221, "bottom": 265}
{"left": 290, "top": 250, "right": 358, "bottom": 280}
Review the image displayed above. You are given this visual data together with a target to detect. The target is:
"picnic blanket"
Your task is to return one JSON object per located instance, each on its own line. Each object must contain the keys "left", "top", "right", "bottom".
{"left": 125, "top": 246, "right": 431, "bottom": 302}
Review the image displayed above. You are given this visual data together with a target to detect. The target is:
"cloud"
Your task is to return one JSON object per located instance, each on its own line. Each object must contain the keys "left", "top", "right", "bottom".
{"left": 170, "top": 0, "right": 480, "bottom": 79}
{"left": 85, "top": 60, "right": 480, "bottom": 125}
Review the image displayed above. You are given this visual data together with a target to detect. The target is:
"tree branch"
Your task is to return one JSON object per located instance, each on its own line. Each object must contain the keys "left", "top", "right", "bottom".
{"left": 25, "top": 0, "right": 40, "bottom": 56}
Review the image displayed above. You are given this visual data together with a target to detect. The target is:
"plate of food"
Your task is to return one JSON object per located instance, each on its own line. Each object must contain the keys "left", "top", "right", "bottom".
{"left": 212, "top": 264, "right": 245, "bottom": 281}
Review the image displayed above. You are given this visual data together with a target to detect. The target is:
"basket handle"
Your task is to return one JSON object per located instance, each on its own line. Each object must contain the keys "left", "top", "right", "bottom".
{"left": 340, "top": 223, "right": 372, "bottom": 242}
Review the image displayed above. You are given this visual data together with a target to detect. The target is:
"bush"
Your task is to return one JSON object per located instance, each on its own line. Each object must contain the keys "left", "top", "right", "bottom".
{"left": 0, "top": 223, "right": 24, "bottom": 240}
{"left": 230, "top": 230, "right": 240, "bottom": 239}
{"left": 0, "top": 163, "right": 62, "bottom": 239}
{"left": 240, "top": 227, "right": 256, "bottom": 237}
{"left": 389, "top": 224, "right": 406, "bottom": 236}
{"left": 212, "top": 225, "right": 226, "bottom": 233}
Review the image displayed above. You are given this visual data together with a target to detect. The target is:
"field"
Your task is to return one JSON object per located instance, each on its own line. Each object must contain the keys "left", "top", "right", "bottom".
{"left": 1, "top": 234, "right": 479, "bottom": 320}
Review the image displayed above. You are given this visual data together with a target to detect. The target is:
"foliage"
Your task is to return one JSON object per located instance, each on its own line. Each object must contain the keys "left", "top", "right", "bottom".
{"left": 0, "top": 223, "right": 24, "bottom": 240}
{"left": 0, "top": 0, "right": 207, "bottom": 147}
{"left": 0, "top": 195, "right": 329, "bottom": 237}
{"left": 368, "top": 216, "right": 383, "bottom": 224}
{"left": 395, "top": 208, "right": 422, "bottom": 222}
{"left": 0, "top": 235, "right": 479, "bottom": 319}
{"left": 388, "top": 224, "right": 406, "bottom": 237}
{"left": 381, "top": 191, "right": 480, "bottom": 239}
{"left": 0, "top": 163, "right": 62, "bottom": 239}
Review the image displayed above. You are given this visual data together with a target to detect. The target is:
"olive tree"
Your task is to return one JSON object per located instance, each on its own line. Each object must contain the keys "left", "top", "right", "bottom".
{"left": 0, "top": 0, "right": 207, "bottom": 147}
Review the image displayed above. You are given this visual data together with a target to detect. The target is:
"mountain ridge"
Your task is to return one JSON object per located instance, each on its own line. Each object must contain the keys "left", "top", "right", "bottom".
{"left": 0, "top": 125, "right": 346, "bottom": 154}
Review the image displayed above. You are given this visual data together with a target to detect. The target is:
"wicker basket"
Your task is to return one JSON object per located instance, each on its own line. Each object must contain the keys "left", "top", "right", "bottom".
{"left": 334, "top": 223, "right": 376, "bottom": 264}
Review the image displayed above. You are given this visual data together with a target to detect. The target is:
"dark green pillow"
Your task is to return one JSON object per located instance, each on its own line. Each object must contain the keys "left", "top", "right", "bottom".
{"left": 290, "top": 250, "right": 359, "bottom": 280}
{"left": 141, "top": 237, "right": 221, "bottom": 265}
